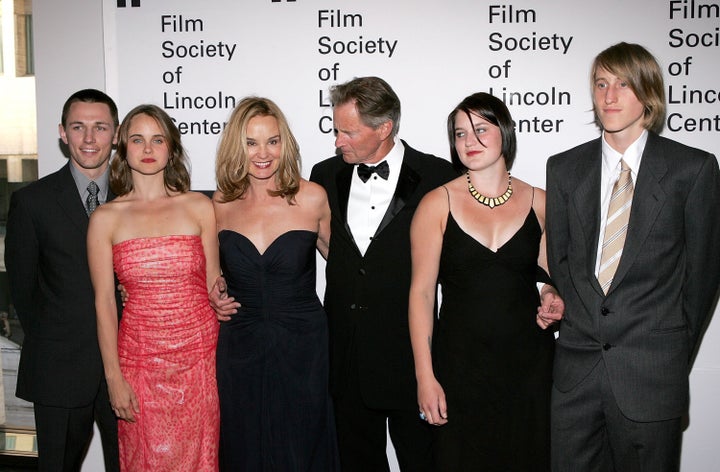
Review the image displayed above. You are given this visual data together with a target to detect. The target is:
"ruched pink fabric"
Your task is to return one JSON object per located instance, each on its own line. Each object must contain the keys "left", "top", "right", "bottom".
{"left": 113, "top": 235, "right": 219, "bottom": 472}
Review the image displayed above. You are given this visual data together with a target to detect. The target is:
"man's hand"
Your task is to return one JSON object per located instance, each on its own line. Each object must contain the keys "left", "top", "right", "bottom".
{"left": 118, "top": 283, "right": 128, "bottom": 306}
{"left": 209, "top": 276, "right": 240, "bottom": 322}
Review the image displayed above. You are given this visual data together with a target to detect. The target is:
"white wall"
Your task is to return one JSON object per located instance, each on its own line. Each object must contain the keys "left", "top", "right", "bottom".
{"left": 32, "top": 1, "right": 720, "bottom": 471}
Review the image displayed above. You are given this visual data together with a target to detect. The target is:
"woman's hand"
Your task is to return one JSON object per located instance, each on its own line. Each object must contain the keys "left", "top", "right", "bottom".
{"left": 537, "top": 284, "right": 564, "bottom": 329}
{"left": 417, "top": 376, "right": 448, "bottom": 426}
{"left": 107, "top": 376, "right": 140, "bottom": 423}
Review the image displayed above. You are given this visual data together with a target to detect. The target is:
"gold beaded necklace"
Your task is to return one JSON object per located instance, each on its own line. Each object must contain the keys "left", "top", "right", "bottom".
{"left": 466, "top": 171, "right": 513, "bottom": 209}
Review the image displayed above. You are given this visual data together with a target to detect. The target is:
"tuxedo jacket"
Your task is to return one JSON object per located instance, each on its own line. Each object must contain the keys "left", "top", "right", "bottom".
{"left": 310, "top": 141, "right": 456, "bottom": 409}
{"left": 5, "top": 163, "right": 118, "bottom": 408}
{"left": 546, "top": 132, "right": 720, "bottom": 422}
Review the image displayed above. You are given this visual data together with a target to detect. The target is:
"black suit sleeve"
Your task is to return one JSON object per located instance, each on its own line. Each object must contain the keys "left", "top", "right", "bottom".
{"left": 5, "top": 191, "right": 40, "bottom": 330}
{"left": 545, "top": 156, "right": 571, "bottom": 294}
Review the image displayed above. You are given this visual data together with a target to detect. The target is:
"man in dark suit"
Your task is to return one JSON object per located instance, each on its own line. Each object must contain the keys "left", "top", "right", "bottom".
{"left": 309, "top": 77, "right": 457, "bottom": 471}
{"left": 546, "top": 42, "right": 720, "bottom": 471}
{"left": 5, "top": 89, "right": 121, "bottom": 471}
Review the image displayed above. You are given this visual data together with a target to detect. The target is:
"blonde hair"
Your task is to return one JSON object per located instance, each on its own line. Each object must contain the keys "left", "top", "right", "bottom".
{"left": 592, "top": 42, "right": 666, "bottom": 133}
{"left": 215, "top": 97, "right": 300, "bottom": 203}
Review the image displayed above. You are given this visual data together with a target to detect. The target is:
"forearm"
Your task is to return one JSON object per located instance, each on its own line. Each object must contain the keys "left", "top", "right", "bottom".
{"left": 409, "top": 288, "right": 437, "bottom": 381}
{"left": 96, "top": 298, "right": 123, "bottom": 382}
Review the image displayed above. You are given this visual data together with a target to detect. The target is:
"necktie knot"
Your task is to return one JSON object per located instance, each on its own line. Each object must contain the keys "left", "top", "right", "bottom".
{"left": 357, "top": 161, "right": 390, "bottom": 183}
{"left": 86, "top": 181, "right": 99, "bottom": 216}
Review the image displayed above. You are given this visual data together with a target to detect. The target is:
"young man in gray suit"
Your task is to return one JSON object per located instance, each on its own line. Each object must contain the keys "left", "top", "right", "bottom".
{"left": 5, "top": 89, "right": 120, "bottom": 471}
{"left": 546, "top": 42, "right": 720, "bottom": 471}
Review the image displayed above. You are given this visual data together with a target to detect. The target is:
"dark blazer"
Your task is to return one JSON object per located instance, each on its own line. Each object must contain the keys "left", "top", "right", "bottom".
{"left": 310, "top": 141, "right": 456, "bottom": 409}
{"left": 546, "top": 132, "right": 720, "bottom": 422}
{"left": 5, "top": 163, "right": 115, "bottom": 408}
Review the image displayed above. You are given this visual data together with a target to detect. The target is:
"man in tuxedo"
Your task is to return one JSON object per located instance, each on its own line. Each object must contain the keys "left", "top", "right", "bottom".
{"left": 546, "top": 42, "right": 720, "bottom": 471}
{"left": 309, "top": 76, "right": 457, "bottom": 471}
{"left": 5, "top": 89, "right": 121, "bottom": 471}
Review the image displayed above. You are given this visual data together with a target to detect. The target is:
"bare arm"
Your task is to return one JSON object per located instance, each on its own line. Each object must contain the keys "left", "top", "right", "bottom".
{"left": 196, "top": 195, "right": 221, "bottom": 292}
{"left": 409, "top": 187, "right": 449, "bottom": 426}
{"left": 210, "top": 193, "right": 240, "bottom": 321}
{"left": 87, "top": 209, "right": 139, "bottom": 422}
{"left": 315, "top": 184, "right": 332, "bottom": 260}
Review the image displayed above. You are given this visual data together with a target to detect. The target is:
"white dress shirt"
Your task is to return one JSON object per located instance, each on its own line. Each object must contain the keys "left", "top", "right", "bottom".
{"left": 347, "top": 138, "right": 405, "bottom": 255}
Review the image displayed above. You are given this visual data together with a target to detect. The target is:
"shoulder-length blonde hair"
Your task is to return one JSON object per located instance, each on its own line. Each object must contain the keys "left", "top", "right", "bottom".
{"left": 110, "top": 104, "right": 190, "bottom": 196}
{"left": 215, "top": 97, "right": 301, "bottom": 203}
{"left": 592, "top": 42, "right": 666, "bottom": 134}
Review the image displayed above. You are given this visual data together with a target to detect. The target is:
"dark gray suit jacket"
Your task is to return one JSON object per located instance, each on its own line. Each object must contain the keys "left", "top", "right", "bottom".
{"left": 5, "top": 163, "right": 116, "bottom": 408}
{"left": 310, "top": 141, "right": 456, "bottom": 409}
{"left": 546, "top": 132, "right": 720, "bottom": 422}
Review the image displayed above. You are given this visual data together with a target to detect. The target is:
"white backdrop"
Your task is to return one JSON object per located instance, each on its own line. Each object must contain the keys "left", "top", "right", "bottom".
{"left": 31, "top": 0, "right": 720, "bottom": 470}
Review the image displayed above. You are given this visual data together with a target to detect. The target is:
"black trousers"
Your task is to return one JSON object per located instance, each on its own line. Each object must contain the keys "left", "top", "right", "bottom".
{"left": 333, "top": 365, "right": 434, "bottom": 472}
{"left": 34, "top": 380, "right": 119, "bottom": 472}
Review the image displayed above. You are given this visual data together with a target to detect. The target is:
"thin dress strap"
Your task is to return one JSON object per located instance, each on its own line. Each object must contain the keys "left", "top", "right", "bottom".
{"left": 442, "top": 185, "right": 451, "bottom": 213}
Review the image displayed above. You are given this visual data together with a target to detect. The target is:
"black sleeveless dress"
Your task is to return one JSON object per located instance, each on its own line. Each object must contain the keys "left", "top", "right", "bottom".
{"left": 432, "top": 209, "right": 554, "bottom": 471}
{"left": 216, "top": 230, "right": 339, "bottom": 471}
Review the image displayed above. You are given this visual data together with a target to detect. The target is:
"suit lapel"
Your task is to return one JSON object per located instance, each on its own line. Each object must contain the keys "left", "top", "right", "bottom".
{"left": 570, "top": 141, "right": 603, "bottom": 291}
{"left": 608, "top": 133, "right": 668, "bottom": 292}
{"left": 54, "top": 164, "right": 90, "bottom": 234}
{"left": 374, "top": 159, "right": 420, "bottom": 237}
{"left": 332, "top": 163, "right": 359, "bottom": 250}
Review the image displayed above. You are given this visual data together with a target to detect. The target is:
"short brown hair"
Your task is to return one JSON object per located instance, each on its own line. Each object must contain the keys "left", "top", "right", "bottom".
{"left": 215, "top": 97, "right": 301, "bottom": 203}
{"left": 110, "top": 104, "right": 190, "bottom": 196}
{"left": 61, "top": 88, "right": 119, "bottom": 128}
{"left": 592, "top": 42, "right": 666, "bottom": 133}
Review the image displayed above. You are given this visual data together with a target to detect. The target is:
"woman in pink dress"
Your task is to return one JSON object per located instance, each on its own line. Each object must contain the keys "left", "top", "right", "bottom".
{"left": 88, "top": 104, "right": 220, "bottom": 471}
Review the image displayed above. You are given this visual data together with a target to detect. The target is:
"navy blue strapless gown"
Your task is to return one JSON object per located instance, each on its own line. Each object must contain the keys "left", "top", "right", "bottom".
{"left": 216, "top": 230, "right": 339, "bottom": 471}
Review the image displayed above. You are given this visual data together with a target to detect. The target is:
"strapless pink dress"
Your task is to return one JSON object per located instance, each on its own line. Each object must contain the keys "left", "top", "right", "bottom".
{"left": 113, "top": 235, "right": 219, "bottom": 471}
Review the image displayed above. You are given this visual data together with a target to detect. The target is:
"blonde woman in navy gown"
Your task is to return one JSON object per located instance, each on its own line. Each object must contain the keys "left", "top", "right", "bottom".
{"left": 408, "top": 93, "right": 563, "bottom": 470}
{"left": 213, "top": 97, "right": 338, "bottom": 471}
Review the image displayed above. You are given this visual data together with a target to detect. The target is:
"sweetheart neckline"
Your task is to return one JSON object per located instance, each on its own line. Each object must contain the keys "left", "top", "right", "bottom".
{"left": 219, "top": 229, "right": 317, "bottom": 257}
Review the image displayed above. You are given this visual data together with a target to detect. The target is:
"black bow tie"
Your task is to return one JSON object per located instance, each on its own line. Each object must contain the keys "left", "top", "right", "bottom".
{"left": 357, "top": 161, "right": 390, "bottom": 183}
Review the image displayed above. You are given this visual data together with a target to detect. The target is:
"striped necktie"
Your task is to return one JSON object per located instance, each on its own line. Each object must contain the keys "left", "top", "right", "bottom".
{"left": 597, "top": 159, "right": 633, "bottom": 294}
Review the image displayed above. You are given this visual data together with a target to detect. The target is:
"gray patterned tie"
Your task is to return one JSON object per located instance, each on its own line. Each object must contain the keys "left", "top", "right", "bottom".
{"left": 86, "top": 181, "right": 99, "bottom": 216}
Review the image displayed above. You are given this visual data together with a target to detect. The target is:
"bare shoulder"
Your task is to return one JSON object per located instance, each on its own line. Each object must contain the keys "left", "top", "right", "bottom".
{"left": 513, "top": 177, "right": 547, "bottom": 222}
{"left": 298, "top": 179, "right": 329, "bottom": 205}
{"left": 88, "top": 199, "right": 123, "bottom": 237}
{"left": 418, "top": 181, "right": 454, "bottom": 216}
{"left": 182, "top": 190, "right": 213, "bottom": 209}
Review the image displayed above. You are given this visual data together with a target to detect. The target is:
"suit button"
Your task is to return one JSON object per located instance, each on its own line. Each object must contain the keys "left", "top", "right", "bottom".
{"left": 603, "top": 343, "right": 612, "bottom": 351}
{"left": 359, "top": 268, "right": 366, "bottom": 275}
{"left": 601, "top": 307, "right": 610, "bottom": 316}
{"left": 350, "top": 304, "right": 356, "bottom": 310}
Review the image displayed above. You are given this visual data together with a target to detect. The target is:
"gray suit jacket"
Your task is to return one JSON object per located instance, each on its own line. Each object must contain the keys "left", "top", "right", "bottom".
{"left": 546, "top": 132, "right": 720, "bottom": 422}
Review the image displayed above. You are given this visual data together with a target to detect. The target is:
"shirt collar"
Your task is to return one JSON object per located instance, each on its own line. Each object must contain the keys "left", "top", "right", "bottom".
{"left": 601, "top": 129, "right": 647, "bottom": 176}
{"left": 367, "top": 137, "right": 404, "bottom": 171}
{"left": 69, "top": 163, "right": 110, "bottom": 202}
